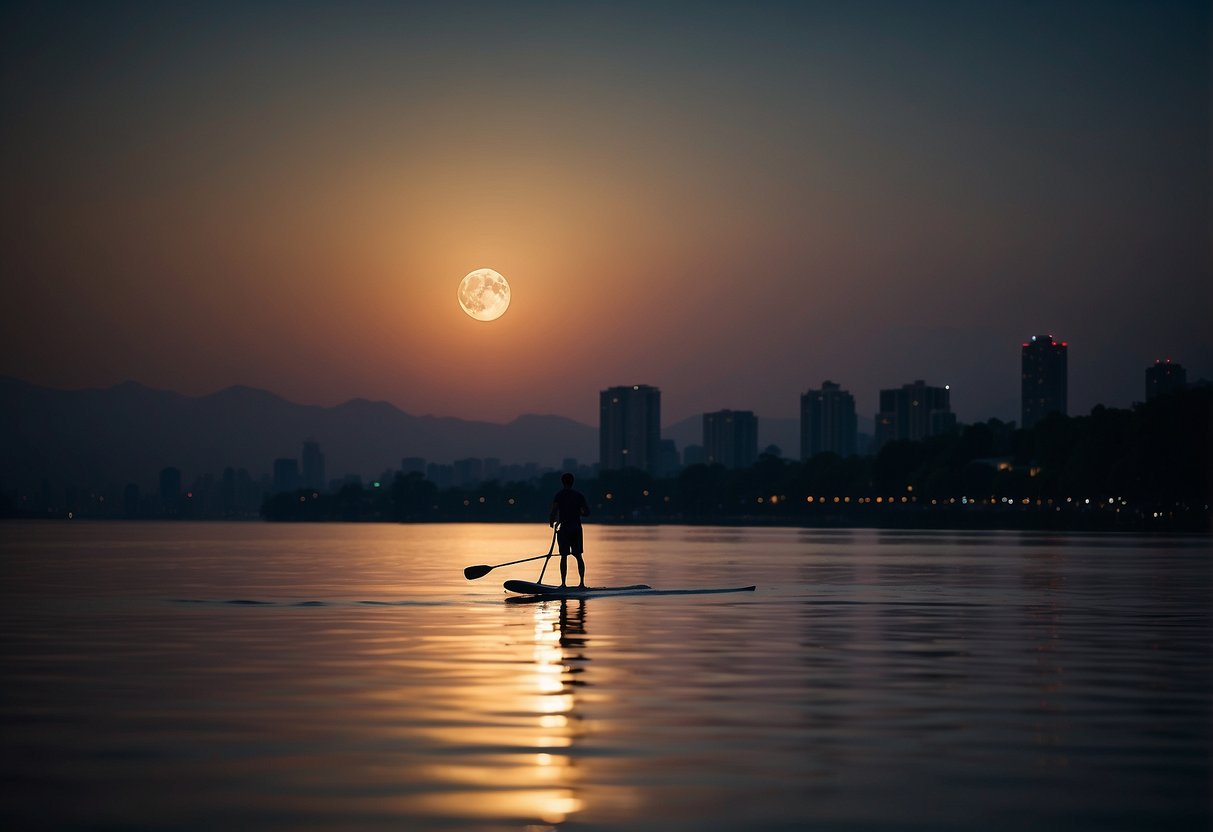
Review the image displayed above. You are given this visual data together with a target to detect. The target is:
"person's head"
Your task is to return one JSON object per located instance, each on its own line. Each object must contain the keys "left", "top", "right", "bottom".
{"left": 561, "top": 472, "right": 575, "bottom": 487}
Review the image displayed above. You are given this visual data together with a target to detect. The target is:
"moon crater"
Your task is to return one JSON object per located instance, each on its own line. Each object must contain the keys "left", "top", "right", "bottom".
{"left": 457, "top": 268, "right": 511, "bottom": 321}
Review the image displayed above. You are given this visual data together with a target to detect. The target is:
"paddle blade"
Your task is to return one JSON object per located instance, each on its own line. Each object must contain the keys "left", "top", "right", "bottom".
{"left": 463, "top": 564, "right": 492, "bottom": 580}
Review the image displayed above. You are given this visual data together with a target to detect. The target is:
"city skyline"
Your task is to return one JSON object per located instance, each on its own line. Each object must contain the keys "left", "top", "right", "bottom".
{"left": 2, "top": 2, "right": 1209, "bottom": 428}
{"left": 5, "top": 336, "right": 1199, "bottom": 502}
{"left": 9, "top": 374, "right": 1207, "bottom": 524}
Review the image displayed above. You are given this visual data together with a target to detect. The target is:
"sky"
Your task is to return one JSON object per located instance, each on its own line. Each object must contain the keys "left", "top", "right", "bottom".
{"left": 2, "top": 1, "right": 1209, "bottom": 428}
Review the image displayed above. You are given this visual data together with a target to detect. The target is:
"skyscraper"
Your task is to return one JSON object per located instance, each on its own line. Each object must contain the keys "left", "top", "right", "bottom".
{"left": 1146, "top": 359, "right": 1187, "bottom": 401}
{"left": 874, "top": 380, "right": 956, "bottom": 450}
{"left": 1021, "top": 335, "right": 1068, "bottom": 428}
{"left": 703, "top": 410, "right": 758, "bottom": 469}
{"left": 600, "top": 385, "right": 661, "bottom": 473}
{"left": 800, "top": 381, "right": 857, "bottom": 459}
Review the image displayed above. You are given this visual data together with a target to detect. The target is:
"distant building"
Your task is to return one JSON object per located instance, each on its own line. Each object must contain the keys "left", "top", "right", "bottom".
{"left": 874, "top": 380, "right": 956, "bottom": 450}
{"left": 800, "top": 381, "right": 857, "bottom": 459}
{"left": 703, "top": 410, "right": 758, "bottom": 469}
{"left": 272, "top": 458, "right": 300, "bottom": 493}
{"left": 453, "top": 458, "right": 483, "bottom": 487}
{"left": 483, "top": 458, "right": 501, "bottom": 481}
{"left": 401, "top": 457, "right": 426, "bottom": 475}
{"left": 1021, "top": 334, "right": 1068, "bottom": 428}
{"left": 301, "top": 441, "right": 325, "bottom": 491}
{"left": 426, "top": 463, "right": 454, "bottom": 489}
{"left": 1146, "top": 359, "right": 1187, "bottom": 401}
{"left": 600, "top": 385, "right": 661, "bottom": 473}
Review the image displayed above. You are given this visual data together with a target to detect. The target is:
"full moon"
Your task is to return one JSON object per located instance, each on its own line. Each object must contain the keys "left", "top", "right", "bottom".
{"left": 457, "top": 268, "right": 511, "bottom": 322}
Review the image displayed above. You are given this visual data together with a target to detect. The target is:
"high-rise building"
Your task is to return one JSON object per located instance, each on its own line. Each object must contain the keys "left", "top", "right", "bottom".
{"left": 1146, "top": 359, "right": 1187, "bottom": 401}
{"left": 800, "top": 381, "right": 857, "bottom": 459}
{"left": 302, "top": 440, "right": 325, "bottom": 491}
{"left": 600, "top": 385, "right": 661, "bottom": 473}
{"left": 1021, "top": 335, "right": 1068, "bottom": 428}
{"left": 703, "top": 410, "right": 758, "bottom": 469}
{"left": 874, "top": 380, "right": 956, "bottom": 450}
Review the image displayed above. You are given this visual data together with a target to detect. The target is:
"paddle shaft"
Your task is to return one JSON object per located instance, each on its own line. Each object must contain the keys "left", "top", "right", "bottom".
{"left": 463, "top": 525, "right": 559, "bottom": 579}
{"left": 484, "top": 552, "right": 550, "bottom": 571}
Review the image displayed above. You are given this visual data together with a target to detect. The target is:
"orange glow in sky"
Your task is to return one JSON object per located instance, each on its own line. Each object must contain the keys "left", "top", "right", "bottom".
{"left": 1, "top": 4, "right": 1209, "bottom": 424}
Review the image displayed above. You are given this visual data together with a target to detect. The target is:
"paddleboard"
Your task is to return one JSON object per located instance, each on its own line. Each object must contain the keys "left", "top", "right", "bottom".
{"left": 503, "top": 580, "right": 651, "bottom": 596}
{"left": 503, "top": 580, "right": 756, "bottom": 602}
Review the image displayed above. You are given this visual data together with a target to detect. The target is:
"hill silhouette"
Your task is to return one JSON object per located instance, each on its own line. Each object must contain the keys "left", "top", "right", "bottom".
{"left": 0, "top": 377, "right": 597, "bottom": 490}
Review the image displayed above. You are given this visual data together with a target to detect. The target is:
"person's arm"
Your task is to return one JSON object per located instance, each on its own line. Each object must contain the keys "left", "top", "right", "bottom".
{"left": 579, "top": 494, "right": 590, "bottom": 517}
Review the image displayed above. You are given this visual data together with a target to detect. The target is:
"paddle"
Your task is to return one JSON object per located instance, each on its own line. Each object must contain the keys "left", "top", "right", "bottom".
{"left": 463, "top": 525, "right": 559, "bottom": 580}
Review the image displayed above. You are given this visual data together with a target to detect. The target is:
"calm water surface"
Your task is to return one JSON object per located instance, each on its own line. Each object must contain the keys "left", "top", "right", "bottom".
{"left": 1, "top": 522, "right": 1209, "bottom": 831}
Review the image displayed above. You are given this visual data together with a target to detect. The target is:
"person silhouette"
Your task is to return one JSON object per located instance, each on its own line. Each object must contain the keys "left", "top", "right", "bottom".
{"left": 548, "top": 473, "right": 590, "bottom": 587}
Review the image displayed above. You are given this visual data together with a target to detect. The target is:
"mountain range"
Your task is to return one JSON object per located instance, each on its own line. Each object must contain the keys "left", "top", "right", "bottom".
{"left": 0, "top": 378, "right": 801, "bottom": 491}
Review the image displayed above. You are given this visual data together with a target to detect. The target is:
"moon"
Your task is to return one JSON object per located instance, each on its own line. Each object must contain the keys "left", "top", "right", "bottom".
{"left": 457, "top": 268, "right": 511, "bottom": 322}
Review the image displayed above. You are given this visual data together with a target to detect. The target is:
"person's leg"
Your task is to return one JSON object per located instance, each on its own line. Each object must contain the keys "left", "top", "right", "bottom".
{"left": 557, "top": 530, "right": 571, "bottom": 586}
{"left": 572, "top": 527, "right": 586, "bottom": 587}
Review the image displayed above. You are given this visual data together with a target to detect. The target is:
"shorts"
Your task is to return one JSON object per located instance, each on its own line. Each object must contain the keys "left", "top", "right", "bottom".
{"left": 557, "top": 525, "right": 584, "bottom": 555}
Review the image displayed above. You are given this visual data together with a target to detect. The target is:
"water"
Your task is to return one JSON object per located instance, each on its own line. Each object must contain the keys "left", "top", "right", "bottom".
{"left": 1, "top": 522, "right": 1209, "bottom": 831}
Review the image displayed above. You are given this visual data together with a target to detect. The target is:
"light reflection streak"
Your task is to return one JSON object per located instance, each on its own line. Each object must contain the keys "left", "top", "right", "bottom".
{"left": 405, "top": 594, "right": 594, "bottom": 829}
{"left": 523, "top": 599, "right": 588, "bottom": 823}
{"left": 406, "top": 597, "right": 591, "bottom": 825}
